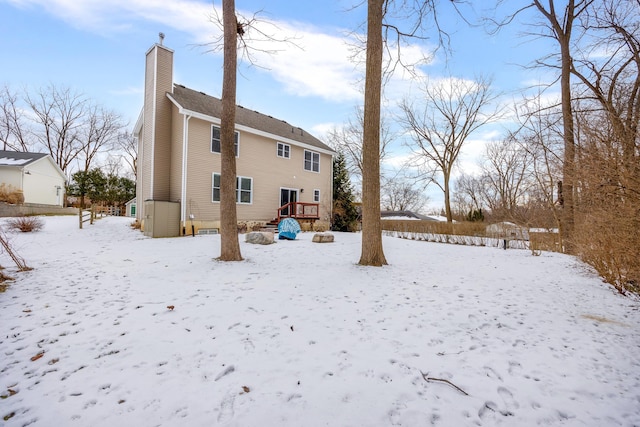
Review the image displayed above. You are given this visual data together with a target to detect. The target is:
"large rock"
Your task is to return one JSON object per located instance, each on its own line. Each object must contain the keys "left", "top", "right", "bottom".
{"left": 312, "top": 232, "right": 334, "bottom": 243}
{"left": 245, "top": 231, "right": 274, "bottom": 245}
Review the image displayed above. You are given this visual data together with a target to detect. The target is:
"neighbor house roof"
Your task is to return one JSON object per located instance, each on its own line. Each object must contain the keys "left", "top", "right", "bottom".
{"left": 381, "top": 210, "right": 439, "bottom": 221}
{"left": 0, "top": 151, "right": 48, "bottom": 167}
{"left": 168, "top": 84, "right": 334, "bottom": 154}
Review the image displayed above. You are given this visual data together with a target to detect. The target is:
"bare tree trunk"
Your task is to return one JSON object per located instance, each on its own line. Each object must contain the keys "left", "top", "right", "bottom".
{"left": 532, "top": 0, "right": 580, "bottom": 253}
{"left": 443, "top": 170, "right": 452, "bottom": 222}
{"left": 359, "top": 0, "right": 387, "bottom": 266}
{"left": 219, "top": 0, "right": 243, "bottom": 261}
{"left": 559, "top": 40, "right": 576, "bottom": 253}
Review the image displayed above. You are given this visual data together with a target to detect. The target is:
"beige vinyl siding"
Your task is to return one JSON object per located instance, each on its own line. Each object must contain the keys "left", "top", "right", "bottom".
{"left": 236, "top": 131, "right": 279, "bottom": 221}
{"left": 183, "top": 115, "right": 332, "bottom": 223}
{"left": 151, "top": 46, "right": 173, "bottom": 201}
{"left": 135, "top": 122, "right": 145, "bottom": 221}
{"left": 169, "top": 106, "right": 184, "bottom": 203}
{"left": 139, "top": 44, "right": 173, "bottom": 225}
{"left": 184, "top": 118, "right": 221, "bottom": 222}
{"left": 140, "top": 52, "right": 155, "bottom": 206}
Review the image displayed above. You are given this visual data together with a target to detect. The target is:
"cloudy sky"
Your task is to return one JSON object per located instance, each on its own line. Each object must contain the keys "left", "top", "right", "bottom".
{"left": 1, "top": 0, "right": 558, "bottom": 209}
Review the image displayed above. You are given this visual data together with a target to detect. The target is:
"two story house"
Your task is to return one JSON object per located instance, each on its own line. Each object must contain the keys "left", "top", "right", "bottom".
{"left": 134, "top": 41, "right": 335, "bottom": 237}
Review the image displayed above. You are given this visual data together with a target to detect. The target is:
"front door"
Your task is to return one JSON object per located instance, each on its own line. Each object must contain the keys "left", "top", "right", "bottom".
{"left": 280, "top": 188, "right": 298, "bottom": 217}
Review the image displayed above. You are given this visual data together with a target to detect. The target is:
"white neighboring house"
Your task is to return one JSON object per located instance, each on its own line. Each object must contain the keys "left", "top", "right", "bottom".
{"left": 0, "top": 151, "right": 66, "bottom": 207}
{"left": 486, "top": 221, "right": 530, "bottom": 240}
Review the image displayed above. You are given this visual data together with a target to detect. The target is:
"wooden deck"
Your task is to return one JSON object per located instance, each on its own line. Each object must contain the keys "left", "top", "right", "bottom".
{"left": 276, "top": 202, "right": 320, "bottom": 223}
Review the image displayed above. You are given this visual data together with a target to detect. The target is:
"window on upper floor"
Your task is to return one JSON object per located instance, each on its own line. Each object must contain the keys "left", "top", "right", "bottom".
{"left": 211, "top": 125, "right": 239, "bottom": 156}
{"left": 304, "top": 150, "right": 320, "bottom": 173}
{"left": 277, "top": 142, "right": 290, "bottom": 159}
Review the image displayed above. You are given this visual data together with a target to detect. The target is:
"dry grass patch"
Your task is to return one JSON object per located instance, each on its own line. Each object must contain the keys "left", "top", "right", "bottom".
{"left": 0, "top": 183, "right": 24, "bottom": 205}
{"left": 381, "top": 220, "right": 487, "bottom": 236}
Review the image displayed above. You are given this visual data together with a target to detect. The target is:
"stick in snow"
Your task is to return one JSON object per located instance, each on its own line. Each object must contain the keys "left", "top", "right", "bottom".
{"left": 420, "top": 371, "right": 469, "bottom": 396}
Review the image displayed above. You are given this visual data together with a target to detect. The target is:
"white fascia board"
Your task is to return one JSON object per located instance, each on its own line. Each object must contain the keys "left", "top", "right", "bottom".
{"left": 167, "top": 94, "right": 335, "bottom": 157}
{"left": 133, "top": 109, "right": 144, "bottom": 135}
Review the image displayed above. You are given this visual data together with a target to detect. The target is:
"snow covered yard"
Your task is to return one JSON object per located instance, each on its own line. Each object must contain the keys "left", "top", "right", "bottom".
{"left": 1, "top": 215, "right": 639, "bottom": 427}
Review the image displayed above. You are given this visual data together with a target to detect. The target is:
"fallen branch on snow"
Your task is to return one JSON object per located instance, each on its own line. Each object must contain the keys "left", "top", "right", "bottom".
{"left": 0, "top": 228, "right": 31, "bottom": 271}
{"left": 420, "top": 371, "right": 468, "bottom": 396}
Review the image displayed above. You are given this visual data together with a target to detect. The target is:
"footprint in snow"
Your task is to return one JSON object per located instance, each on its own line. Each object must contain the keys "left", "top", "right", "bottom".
{"left": 498, "top": 386, "right": 519, "bottom": 411}
{"left": 217, "top": 391, "right": 236, "bottom": 422}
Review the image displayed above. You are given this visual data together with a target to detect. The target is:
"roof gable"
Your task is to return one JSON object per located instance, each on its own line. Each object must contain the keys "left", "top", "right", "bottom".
{"left": 0, "top": 150, "right": 66, "bottom": 180}
{"left": 169, "top": 84, "right": 334, "bottom": 153}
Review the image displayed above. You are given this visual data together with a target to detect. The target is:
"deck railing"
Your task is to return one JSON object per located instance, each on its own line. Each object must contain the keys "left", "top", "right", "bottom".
{"left": 277, "top": 202, "right": 319, "bottom": 222}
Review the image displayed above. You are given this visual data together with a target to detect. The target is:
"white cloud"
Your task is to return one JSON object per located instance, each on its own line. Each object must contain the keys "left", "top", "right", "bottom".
{"left": 7, "top": 0, "right": 440, "bottom": 105}
{"left": 7, "top": 0, "right": 215, "bottom": 37}
{"left": 242, "top": 21, "right": 363, "bottom": 103}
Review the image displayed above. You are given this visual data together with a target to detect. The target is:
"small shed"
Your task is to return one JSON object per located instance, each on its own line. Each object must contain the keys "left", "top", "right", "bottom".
{"left": 0, "top": 151, "right": 66, "bottom": 207}
{"left": 486, "top": 221, "right": 529, "bottom": 240}
{"left": 125, "top": 198, "right": 137, "bottom": 217}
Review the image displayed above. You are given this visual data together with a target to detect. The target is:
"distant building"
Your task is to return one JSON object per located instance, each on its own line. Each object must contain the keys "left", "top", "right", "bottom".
{"left": 125, "top": 198, "right": 137, "bottom": 217}
{"left": 381, "top": 210, "right": 442, "bottom": 221}
{"left": 486, "top": 222, "right": 529, "bottom": 240}
{"left": 0, "top": 151, "right": 66, "bottom": 207}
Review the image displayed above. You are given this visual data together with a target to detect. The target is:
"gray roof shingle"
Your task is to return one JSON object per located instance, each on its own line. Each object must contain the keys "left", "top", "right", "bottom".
{"left": 169, "top": 84, "right": 334, "bottom": 153}
{"left": 0, "top": 151, "right": 48, "bottom": 167}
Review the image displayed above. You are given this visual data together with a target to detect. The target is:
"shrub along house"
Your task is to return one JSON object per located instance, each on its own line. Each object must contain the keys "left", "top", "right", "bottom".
{"left": 134, "top": 40, "right": 335, "bottom": 237}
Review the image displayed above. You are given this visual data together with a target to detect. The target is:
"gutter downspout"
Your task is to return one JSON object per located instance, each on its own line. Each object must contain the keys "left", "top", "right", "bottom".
{"left": 181, "top": 114, "right": 191, "bottom": 227}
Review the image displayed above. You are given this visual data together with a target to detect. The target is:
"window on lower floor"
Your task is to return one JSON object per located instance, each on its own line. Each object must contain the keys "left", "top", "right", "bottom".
{"left": 313, "top": 189, "right": 320, "bottom": 202}
{"left": 212, "top": 173, "right": 252, "bottom": 204}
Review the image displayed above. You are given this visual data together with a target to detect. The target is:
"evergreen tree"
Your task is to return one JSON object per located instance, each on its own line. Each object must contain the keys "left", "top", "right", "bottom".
{"left": 67, "top": 169, "right": 135, "bottom": 209}
{"left": 332, "top": 152, "right": 359, "bottom": 232}
{"left": 67, "top": 168, "right": 106, "bottom": 208}
{"left": 466, "top": 208, "right": 484, "bottom": 222}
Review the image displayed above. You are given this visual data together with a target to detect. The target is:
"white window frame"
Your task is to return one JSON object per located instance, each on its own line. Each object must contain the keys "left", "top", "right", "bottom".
{"left": 236, "top": 176, "right": 253, "bottom": 204}
{"left": 313, "top": 189, "right": 320, "bottom": 202}
{"left": 304, "top": 149, "right": 320, "bottom": 173}
{"left": 212, "top": 173, "right": 221, "bottom": 202}
{"left": 212, "top": 173, "right": 253, "bottom": 204}
{"left": 211, "top": 125, "right": 239, "bottom": 157}
{"left": 277, "top": 142, "right": 291, "bottom": 159}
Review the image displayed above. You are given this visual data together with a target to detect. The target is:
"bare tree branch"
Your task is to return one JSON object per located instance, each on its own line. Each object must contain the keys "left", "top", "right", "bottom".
{"left": 25, "top": 84, "right": 87, "bottom": 174}
{"left": 398, "top": 74, "right": 503, "bottom": 221}
{"left": 0, "top": 85, "right": 30, "bottom": 151}
{"left": 201, "top": 2, "right": 302, "bottom": 70}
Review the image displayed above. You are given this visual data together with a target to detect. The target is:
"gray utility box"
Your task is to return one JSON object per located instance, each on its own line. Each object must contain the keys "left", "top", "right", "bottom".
{"left": 144, "top": 200, "right": 180, "bottom": 238}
